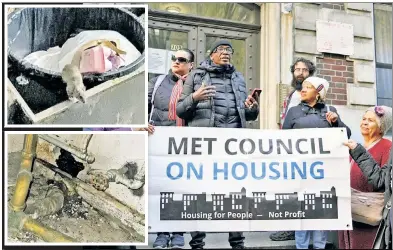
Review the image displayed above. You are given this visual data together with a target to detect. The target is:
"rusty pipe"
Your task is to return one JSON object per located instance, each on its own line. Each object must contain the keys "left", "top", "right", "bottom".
{"left": 8, "top": 209, "right": 75, "bottom": 242}
{"left": 8, "top": 135, "right": 75, "bottom": 243}
{"left": 107, "top": 163, "right": 145, "bottom": 190}
{"left": 10, "top": 134, "right": 38, "bottom": 212}
{"left": 23, "top": 217, "right": 74, "bottom": 242}
{"left": 35, "top": 159, "right": 145, "bottom": 237}
{"left": 39, "top": 134, "right": 95, "bottom": 164}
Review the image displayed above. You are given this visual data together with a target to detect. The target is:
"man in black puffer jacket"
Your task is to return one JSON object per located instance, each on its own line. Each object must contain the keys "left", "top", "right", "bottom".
{"left": 176, "top": 40, "right": 259, "bottom": 249}
{"left": 176, "top": 40, "right": 259, "bottom": 129}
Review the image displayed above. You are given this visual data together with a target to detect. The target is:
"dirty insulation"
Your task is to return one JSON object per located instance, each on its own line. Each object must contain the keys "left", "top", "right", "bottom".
{"left": 7, "top": 152, "right": 143, "bottom": 243}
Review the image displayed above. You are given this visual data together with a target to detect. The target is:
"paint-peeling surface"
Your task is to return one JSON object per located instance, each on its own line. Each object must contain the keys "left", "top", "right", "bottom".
{"left": 16, "top": 133, "right": 147, "bottom": 214}
{"left": 7, "top": 134, "right": 146, "bottom": 243}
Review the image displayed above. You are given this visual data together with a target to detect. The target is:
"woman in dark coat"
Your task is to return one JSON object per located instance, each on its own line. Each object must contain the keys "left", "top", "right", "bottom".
{"left": 282, "top": 76, "right": 351, "bottom": 249}
{"left": 282, "top": 77, "right": 351, "bottom": 138}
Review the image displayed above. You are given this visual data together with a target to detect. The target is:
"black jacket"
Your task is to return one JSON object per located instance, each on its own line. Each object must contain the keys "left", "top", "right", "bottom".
{"left": 282, "top": 102, "right": 352, "bottom": 138}
{"left": 148, "top": 71, "right": 181, "bottom": 126}
{"left": 176, "top": 59, "right": 259, "bottom": 128}
{"left": 350, "top": 145, "right": 392, "bottom": 249}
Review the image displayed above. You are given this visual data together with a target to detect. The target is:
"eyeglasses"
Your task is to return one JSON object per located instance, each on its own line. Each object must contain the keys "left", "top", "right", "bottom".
{"left": 214, "top": 47, "right": 234, "bottom": 54}
{"left": 294, "top": 68, "right": 309, "bottom": 73}
{"left": 171, "top": 55, "right": 190, "bottom": 63}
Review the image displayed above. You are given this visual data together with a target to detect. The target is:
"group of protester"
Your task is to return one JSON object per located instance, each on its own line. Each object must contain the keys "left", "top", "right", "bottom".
{"left": 85, "top": 40, "right": 392, "bottom": 249}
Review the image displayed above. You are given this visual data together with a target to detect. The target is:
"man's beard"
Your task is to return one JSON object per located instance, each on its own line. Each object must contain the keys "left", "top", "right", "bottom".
{"left": 291, "top": 76, "right": 304, "bottom": 91}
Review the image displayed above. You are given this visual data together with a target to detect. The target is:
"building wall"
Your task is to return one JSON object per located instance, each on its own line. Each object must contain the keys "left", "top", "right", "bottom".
{"left": 6, "top": 134, "right": 147, "bottom": 215}
{"left": 316, "top": 53, "right": 354, "bottom": 106}
{"left": 291, "top": 3, "right": 376, "bottom": 142}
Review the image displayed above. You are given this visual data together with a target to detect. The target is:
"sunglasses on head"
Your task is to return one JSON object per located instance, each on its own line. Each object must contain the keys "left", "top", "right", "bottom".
{"left": 171, "top": 55, "right": 190, "bottom": 63}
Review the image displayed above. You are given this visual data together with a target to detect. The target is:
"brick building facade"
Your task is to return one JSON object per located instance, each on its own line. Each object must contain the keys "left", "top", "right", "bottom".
{"left": 147, "top": 2, "right": 392, "bottom": 141}
{"left": 316, "top": 53, "right": 354, "bottom": 106}
{"left": 277, "top": 2, "right": 391, "bottom": 141}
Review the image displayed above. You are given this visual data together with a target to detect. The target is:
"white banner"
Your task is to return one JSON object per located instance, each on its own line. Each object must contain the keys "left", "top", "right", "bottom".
{"left": 148, "top": 127, "right": 353, "bottom": 232}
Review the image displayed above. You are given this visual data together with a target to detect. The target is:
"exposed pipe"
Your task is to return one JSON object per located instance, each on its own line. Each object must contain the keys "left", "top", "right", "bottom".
{"left": 107, "top": 162, "right": 146, "bottom": 190}
{"left": 36, "top": 159, "right": 145, "bottom": 238}
{"left": 8, "top": 210, "right": 75, "bottom": 242}
{"left": 23, "top": 217, "right": 75, "bottom": 242}
{"left": 10, "top": 134, "right": 38, "bottom": 211}
{"left": 39, "top": 134, "right": 95, "bottom": 164}
{"left": 8, "top": 134, "right": 75, "bottom": 242}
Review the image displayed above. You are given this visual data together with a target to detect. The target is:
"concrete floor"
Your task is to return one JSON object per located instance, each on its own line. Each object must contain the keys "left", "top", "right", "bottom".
{"left": 139, "top": 231, "right": 338, "bottom": 249}
{"left": 139, "top": 232, "right": 297, "bottom": 249}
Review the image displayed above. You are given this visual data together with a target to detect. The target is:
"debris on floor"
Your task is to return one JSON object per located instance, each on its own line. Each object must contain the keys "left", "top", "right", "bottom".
{"left": 7, "top": 152, "right": 142, "bottom": 243}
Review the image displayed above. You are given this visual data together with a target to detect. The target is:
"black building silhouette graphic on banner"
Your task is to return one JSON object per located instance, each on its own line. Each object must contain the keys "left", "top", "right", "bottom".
{"left": 160, "top": 187, "right": 338, "bottom": 220}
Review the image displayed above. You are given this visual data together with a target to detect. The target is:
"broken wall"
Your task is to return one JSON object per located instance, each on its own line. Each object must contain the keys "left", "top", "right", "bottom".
{"left": 7, "top": 133, "right": 146, "bottom": 215}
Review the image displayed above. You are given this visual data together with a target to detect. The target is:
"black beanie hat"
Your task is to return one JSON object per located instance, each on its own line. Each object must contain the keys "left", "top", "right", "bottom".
{"left": 209, "top": 39, "right": 233, "bottom": 55}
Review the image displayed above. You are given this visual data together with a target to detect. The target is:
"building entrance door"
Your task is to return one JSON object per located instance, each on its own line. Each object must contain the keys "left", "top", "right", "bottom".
{"left": 148, "top": 20, "right": 259, "bottom": 128}
{"left": 148, "top": 21, "right": 197, "bottom": 80}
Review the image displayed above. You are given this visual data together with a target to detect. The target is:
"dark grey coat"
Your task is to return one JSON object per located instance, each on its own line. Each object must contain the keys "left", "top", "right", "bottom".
{"left": 176, "top": 59, "right": 259, "bottom": 128}
{"left": 282, "top": 102, "right": 352, "bottom": 138}
{"left": 148, "top": 71, "right": 181, "bottom": 127}
{"left": 350, "top": 145, "right": 392, "bottom": 249}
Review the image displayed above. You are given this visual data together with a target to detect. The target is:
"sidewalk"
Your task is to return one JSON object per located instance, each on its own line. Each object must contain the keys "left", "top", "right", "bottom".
{"left": 138, "top": 232, "right": 297, "bottom": 249}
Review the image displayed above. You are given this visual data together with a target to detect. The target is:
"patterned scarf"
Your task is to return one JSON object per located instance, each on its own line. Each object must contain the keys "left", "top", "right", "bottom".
{"left": 168, "top": 73, "right": 188, "bottom": 126}
{"left": 280, "top": 90, "right": 296, "bottom": 129}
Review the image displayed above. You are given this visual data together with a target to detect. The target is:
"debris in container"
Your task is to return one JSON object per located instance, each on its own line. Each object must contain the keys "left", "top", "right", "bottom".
{"left": 7, "top": 7, "right": 146, "bottom": 125}
{"left": 7, "top": 102, "right": 33, "bottom": 125}
{"left": 78, "top": 41, "right": 127, "bottom": 74}
{"left": 16, "top": 75, "right": 29, "bottom": 85}
{"left": 23, "top": 30, "right": 141, "bottom": 75}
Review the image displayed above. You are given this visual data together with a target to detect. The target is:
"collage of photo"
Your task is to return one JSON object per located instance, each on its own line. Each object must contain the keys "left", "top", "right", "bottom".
{"left": 3, "top": 2, "right": 393, "bottom": 250}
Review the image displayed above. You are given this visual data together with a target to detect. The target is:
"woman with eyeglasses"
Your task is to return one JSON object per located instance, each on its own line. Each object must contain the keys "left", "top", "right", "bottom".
{"left": 148, "top": 48, "right": 195, "bottom": 249}
{"left": 339, "top": 106, "right": 392, "bottom": 249}
{"left": 148, "top": 49, "right": 195, "bottom": 127}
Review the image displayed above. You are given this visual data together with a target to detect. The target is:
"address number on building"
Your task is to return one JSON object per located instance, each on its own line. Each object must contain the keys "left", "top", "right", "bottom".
{"left": 171, "top": 44, "right": 183, "bottom": 51}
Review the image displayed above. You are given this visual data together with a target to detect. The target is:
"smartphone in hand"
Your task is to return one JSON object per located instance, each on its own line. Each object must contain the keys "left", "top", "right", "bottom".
{"left": 251, "top": 88, "right": 262, "bottom": 99}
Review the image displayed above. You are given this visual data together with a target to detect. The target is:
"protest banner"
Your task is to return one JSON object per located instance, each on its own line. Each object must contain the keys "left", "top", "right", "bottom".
{"left": 148, "top": 126, "right": 353, "bottom": 232}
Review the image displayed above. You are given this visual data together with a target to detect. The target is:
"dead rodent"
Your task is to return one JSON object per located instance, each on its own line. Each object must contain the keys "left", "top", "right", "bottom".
{"left": 62, "top": 64, "right": 86, "bottom": 103}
